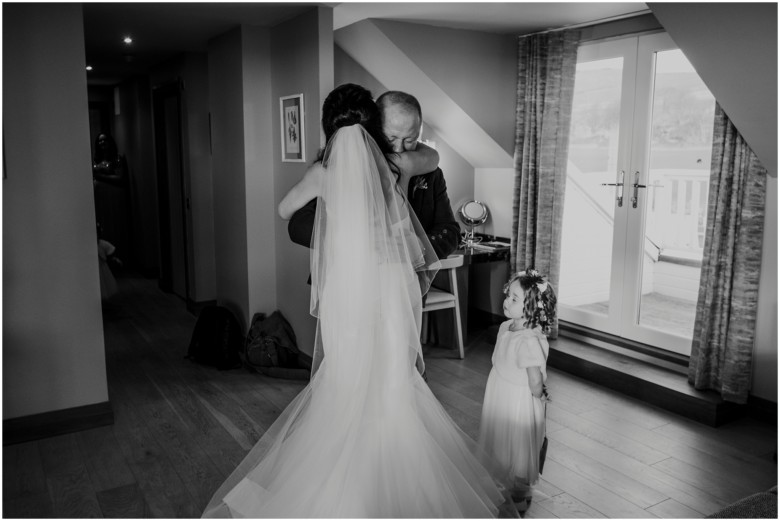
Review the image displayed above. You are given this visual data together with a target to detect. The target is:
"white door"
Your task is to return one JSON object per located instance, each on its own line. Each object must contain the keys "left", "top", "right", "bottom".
{"left": 559, "top": 33, "right": 716, "bottom": 355}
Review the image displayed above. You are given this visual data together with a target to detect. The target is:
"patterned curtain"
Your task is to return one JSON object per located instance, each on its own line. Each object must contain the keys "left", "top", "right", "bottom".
{"left": 688, "top": 103, "right": 767, "bottom": 404}
{"left": 511, "top": 29, "right": 580, "bottom": 339}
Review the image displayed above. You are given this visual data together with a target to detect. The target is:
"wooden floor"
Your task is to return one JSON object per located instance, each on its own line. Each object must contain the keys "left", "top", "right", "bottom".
{"left": 3, "top": 274, "right": 776, "bottom": 518}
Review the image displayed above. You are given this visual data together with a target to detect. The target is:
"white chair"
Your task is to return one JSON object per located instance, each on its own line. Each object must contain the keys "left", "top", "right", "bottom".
{"left": 421, "top": 254, "right": 465, "bottom": 359}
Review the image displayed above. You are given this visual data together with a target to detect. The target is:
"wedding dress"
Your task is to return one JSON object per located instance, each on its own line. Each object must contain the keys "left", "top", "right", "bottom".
{"left": 203, "top": 125, "right": 514, "bottom": 518}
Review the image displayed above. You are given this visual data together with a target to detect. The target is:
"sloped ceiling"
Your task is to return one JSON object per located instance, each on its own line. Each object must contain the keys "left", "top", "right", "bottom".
{"left": 333, "top": 2, "right": 649, "bottom": 34}
{"left": 336, "top": 20, "right": 514, "bottom": 168}
{"left": 649, "top": 3, "right": 777, "bottom": 177}
{"left": 333, "top": 3, "right": 651, "bottom": 169}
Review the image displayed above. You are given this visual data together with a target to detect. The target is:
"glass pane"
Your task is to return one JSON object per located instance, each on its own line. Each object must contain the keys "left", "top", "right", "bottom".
{"left": 559, "top": 57, "right": 623, "bottom": 315}
{"left": 638, "top": 49, "right": 715, "bottom": 337}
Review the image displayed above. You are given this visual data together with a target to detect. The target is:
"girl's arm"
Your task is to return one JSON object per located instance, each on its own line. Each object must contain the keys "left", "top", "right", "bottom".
{"left": 278, "top": 163, "right": 324, "bottom": 220}
{"left": 390, "top": 142, "right": 440, "bottom": 195}
{"left": 526, "top": 366, "right": 544, "bottom": 399}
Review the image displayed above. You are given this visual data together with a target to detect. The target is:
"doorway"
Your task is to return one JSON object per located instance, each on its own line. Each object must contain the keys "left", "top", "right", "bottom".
{"left": 558, "top": 33, "right": 716, "bottom": 355}
{"left": 153, "top": 80, "right": 192, "bottom": 301}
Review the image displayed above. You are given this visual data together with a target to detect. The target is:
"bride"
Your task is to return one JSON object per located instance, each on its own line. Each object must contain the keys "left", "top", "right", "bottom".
{"left": 203, "top": 84, "right": 515, "bottom": 518}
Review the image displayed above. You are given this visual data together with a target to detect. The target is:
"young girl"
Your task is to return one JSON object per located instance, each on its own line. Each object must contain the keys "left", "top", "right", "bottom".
{"left": 478, "top": 269, "right": 556, "bottom": 512}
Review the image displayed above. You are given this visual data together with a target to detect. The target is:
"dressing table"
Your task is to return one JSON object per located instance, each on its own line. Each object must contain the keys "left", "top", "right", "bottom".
{"left": 429, "top": 235, "right": 510, "bottom": 349}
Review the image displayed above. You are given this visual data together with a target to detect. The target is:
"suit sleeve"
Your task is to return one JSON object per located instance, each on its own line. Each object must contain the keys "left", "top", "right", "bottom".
{"left": 287, "top": 198, "right": 317, "bottom": 248}
{"left": 427, "top": 171, "right": 461, "bottom": 259}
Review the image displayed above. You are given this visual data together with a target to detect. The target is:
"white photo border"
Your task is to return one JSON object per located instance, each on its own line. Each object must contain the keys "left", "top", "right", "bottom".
{"left": 280, "top": 94, "right": 305, "bottom": 163}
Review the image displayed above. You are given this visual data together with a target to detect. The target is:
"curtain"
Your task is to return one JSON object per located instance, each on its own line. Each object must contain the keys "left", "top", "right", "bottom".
{"left": 688, "top": 103, "right": 767, "bottom": 404}
{"left": 511, "top": 29, "right": 580, "bottom": 339}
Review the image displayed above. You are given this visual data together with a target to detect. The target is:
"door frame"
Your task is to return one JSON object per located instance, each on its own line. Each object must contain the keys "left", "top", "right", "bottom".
{"left": 560, "top": 32, "right": 706, "bottom": 355}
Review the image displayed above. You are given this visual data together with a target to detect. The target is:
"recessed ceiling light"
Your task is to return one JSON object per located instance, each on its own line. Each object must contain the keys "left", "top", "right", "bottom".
{"left": 86, "top": 65, "right": 93, "bottom": 71}
{"left": 123, "top": 36, "right": 133, "bottom": 44}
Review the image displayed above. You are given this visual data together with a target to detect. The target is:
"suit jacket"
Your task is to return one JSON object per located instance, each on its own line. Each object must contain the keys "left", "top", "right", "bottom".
{"left": 288, "top": 167, "right": 461, "bottom": 260}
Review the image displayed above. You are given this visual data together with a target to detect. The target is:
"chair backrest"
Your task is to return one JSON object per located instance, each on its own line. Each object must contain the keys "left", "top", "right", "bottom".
{"left": 438, "top": 254, "right": 464, "bottom": 270}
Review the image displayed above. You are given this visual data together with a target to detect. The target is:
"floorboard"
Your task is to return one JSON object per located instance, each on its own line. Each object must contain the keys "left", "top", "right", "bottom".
{"left": 3, "top": 441, "right": 47, "bottom": 499}
{"left": 546, "top": 438, "right": 668, "bottom": 509}
{"left": 646, "top": 498, "right": 705, "bottom": 519}
{"left": 548, "top": 427, "right": 727, "bottom": 516}
{"left": 95, "top": 483, "right": 149, "bottom": 518}
{"left": 541, "top": 459, "right": 655, "bottom": 518}
{"left": 3, "top": 273, "right": 776, "bottom": 518}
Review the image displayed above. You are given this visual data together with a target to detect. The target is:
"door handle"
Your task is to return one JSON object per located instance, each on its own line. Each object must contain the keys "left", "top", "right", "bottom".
{"left": 631, "top": 171, "right": 646, "bottom": 208}
{"left": 601, "top": 170, "right": 625, "bottom": 207}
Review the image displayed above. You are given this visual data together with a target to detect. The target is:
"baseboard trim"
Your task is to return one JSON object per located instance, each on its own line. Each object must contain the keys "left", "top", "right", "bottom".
{"left": 549, "top": 339, "right": 740, "bottom": 426}
{"left": 559, "top": 320, "right": 689, "bottom": 368}
{"left": 3, "top": 401, "right": 114, "bottom": 445}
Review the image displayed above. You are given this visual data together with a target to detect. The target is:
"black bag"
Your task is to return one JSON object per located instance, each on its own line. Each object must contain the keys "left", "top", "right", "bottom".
{"left": 244, "top": 311, "right": 311, "bottom": 380}
{"left": 185, "top": 305, "right": 243, "bottom": 370}
{"left": 539, "top": 387, "right": 549, "bottom": 474}
{"left": 539, "top": 436, "right": 548, "bottom": 475}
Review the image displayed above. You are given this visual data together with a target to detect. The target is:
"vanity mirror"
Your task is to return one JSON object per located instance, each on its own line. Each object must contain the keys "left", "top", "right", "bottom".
{"left": 458, "top": 200, "right": 489, "bottom": 248}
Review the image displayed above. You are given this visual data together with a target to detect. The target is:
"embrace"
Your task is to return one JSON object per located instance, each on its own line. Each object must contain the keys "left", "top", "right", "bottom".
{"left": 202, "top": 84, "right": 518, "bottom": 518}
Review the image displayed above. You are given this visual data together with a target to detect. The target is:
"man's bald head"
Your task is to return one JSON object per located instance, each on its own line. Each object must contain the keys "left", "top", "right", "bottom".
{"left": 376, "top": 91, "right": 423, "bottom": 153}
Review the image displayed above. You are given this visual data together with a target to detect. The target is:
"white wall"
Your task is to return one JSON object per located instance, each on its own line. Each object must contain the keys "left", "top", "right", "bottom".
{"left": 208, "top": 29, "right": 251, "bottom": 327}
{"left": 242, "top": 27, "right": 278, "bottom": 322}
{"left": 3, "top": 4, "right": 109, "bottom": 418}
{"left": 649, "top": 2, "right": 777, "bottom": 177}
{"left": 273, "top": 7, "right": 334, "bottom": 356}
{"left": 372, "top": 20, "right": 517, "bottom": 156}
{"left": 207, "top": 25, "right": 281, "bottom": 328}
{"left": 474, "top": 168, "right": 514, "bottom": 238}
{"left": 337, "top": 20, "right": 512, "bottom": 169}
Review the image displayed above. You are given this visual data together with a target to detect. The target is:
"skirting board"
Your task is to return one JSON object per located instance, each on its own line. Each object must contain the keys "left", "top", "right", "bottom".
{"left": 3, "top": 401, "right": 114, "bottom": 445}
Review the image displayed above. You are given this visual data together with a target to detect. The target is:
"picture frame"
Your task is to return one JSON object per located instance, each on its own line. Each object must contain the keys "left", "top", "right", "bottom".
{"left": 280, "top": 94, "right": 305, "bottom": 162}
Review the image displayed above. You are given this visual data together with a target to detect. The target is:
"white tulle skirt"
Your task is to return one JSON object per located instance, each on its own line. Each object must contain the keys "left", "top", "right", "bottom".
{"left": 203, "top": 125, "right": 514, "bottom": 518}
{"left": 202, "top": 264, "right": 511, "bottom": 518}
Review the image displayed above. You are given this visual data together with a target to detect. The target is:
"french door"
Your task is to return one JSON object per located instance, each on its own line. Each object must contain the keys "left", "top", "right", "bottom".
{"left": 558, "top": 33, "right": 716, "bottom": 355}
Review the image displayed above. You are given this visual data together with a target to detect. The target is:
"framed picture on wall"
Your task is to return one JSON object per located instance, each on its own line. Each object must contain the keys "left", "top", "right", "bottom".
{"left": 280, "top": 94, "right": 305, "bottom": 162}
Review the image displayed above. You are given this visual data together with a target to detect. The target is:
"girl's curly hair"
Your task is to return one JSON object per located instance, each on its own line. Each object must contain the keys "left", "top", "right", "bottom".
{"left": 503, "top": 268, "right": 557, "bottom": 335}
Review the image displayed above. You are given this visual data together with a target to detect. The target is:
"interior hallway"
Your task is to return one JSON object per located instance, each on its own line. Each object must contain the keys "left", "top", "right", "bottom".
{"left": 3, "top": 273, "right": 776, "bottom": 518}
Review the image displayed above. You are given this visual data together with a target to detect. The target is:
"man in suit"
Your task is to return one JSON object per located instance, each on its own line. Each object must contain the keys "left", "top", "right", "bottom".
{"left": 288, "top": 90, "right": 461, "bottom": 260}
{"left": 288, "top": 91, "right": 460, "bottom": 378}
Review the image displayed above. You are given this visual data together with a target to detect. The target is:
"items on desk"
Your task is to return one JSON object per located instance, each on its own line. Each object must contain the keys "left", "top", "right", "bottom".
{"left": 471, "top": 241, "right": 510, "bottom": 252}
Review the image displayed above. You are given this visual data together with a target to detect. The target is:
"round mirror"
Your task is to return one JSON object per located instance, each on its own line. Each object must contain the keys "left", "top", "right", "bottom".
{"left": 458, "top": 200, "right": 489, "bottom": 248}
{"left": 459, "top": 200, "right": 489, "bottom": 226}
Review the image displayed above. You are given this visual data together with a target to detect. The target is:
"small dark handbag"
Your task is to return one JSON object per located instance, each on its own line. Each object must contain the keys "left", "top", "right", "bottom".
{"left": 539, "top": 387, "right": 549, "bottom": 474}
{"left": 539, "top": 436, "right": 548, "bottom": 474}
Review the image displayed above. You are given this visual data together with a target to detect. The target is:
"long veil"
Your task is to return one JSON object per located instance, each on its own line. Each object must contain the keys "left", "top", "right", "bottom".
{"left": 308, "top": 124, "right": 440, "bottom": 376}
{"left": 202, "top": 124, "right": 515, "bottom": 518}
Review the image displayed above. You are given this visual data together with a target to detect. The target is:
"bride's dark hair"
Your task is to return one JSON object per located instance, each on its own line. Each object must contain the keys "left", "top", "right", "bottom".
{"left": 319, "top": 84, "right": 396, "bottom": 169}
